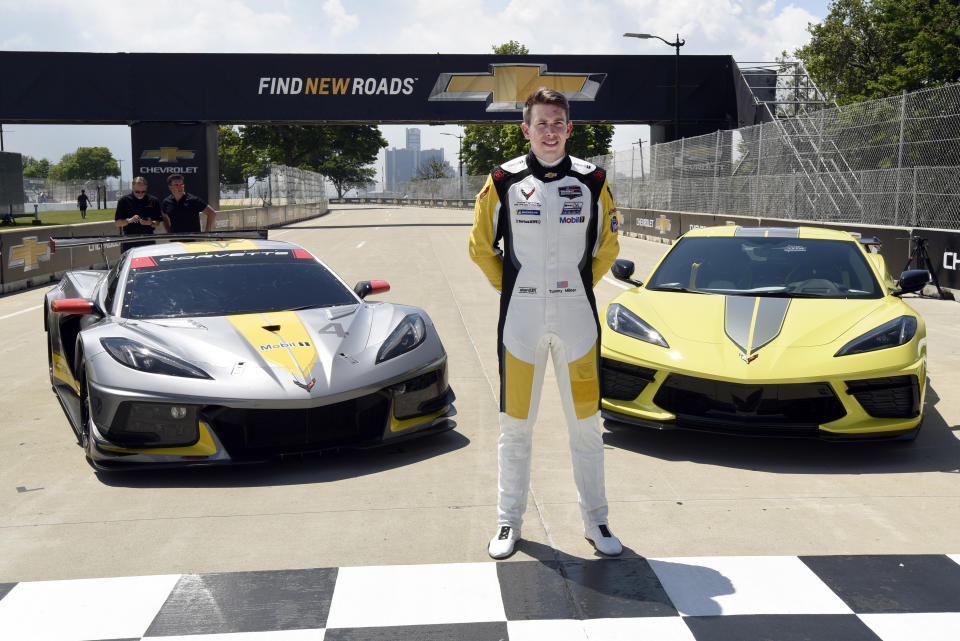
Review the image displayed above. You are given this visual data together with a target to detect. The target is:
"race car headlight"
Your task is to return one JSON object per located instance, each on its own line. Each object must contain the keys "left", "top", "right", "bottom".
{"left": 606, "top": 303, "right": 669, "bottom": 348}
{"left": 377, "top": 314, "right": 426, "bottom": 363}
{"left": 100, "top": 337, "right": 212, "bottom": 379}
{"left": 835, "top": 315, "right": 918, "bottom": 356}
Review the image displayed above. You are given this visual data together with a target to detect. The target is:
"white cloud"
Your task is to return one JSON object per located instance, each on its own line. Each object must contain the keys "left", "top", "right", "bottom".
{"left": 322, "top": 0, "right": 359, "bottom": 37}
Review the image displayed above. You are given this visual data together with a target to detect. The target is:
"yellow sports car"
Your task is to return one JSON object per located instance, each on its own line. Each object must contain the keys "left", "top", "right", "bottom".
{"left": 601, "top": 226, "right": 930, "bottom": 440}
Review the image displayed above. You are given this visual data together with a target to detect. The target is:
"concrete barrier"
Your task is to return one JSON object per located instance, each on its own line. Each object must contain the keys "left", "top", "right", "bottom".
{"left": 0, "top": 202, "right": 328, "bottom": 294}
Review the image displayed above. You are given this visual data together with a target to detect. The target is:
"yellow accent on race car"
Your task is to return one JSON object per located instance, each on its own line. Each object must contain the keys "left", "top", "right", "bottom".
{"left": 228, "top": 311, "right": 318, "bottom": 383}
{"left": 51, "top": 350, "right": 80, "bottom": 393}
{"left": 99, "top": 420, "right": 219, "bottom": 455}
{"left": 389, "top": 406, "right": 450, "bottom": 432}
{"left": 178, "top": 239, "right": 260, "bottom": 253}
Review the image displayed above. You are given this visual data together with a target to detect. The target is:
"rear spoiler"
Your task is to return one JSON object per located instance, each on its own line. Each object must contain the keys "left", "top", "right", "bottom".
{"left": 49, "top": 229, "right": 269, "bottom": 253}
{"left": 857, "top": 237, "right": 883, "bottom": 252}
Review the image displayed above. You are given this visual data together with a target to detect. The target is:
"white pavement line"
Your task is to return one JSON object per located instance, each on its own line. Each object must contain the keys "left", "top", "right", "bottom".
{"left": 0, "top": 305, "right": 41, "bottom": 321}
{"left": 356, "top": 241, "right": 366, "bottom": 249}
{"left": 603, "top": 275, "right": 630, "bottom": 289}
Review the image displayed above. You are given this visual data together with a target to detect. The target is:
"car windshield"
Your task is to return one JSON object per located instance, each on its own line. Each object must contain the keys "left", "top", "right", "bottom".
{"left": 646, "top": 236, "right": 882, "bottom": 299}
{"left": 120, "top": 249, "right": 358, "bottom": 319}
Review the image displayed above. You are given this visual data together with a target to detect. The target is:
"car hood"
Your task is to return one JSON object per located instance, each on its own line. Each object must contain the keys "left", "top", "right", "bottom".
{"left": 605, "top": 289, "right": 921, "bottom": 379}
{"left": 635, "top": 290, "right": 892, "bottom": 347}
{"left": 86, "top": 302, "right": 437, "bottom": 401}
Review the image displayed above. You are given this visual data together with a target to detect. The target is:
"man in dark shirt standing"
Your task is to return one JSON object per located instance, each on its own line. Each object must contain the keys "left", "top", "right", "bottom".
{"left": 77, "top": 189, "right": 91, "bottom": 219}
{"left": 114, "top": 176, "right": 162, "bottom": 252}
{"left": 161, "top": 173, "right": 216, "bottom": 234}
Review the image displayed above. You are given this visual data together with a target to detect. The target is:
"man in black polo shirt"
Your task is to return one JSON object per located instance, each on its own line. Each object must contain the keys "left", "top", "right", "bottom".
{"left": 161, "top": 173, "right": 216, "bottom": 234}
{"left": 114, "top": 176, "right": 163, "bottom": 252}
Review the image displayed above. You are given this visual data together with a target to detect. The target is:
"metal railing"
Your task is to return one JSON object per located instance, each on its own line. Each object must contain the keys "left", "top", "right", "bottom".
{"left": 401, "top": 82, "right": 960, "bottom": 230}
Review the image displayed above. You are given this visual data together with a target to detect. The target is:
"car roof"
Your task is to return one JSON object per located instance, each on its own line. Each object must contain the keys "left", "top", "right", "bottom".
{"left": 681, "top": 225, "right": 859, "bottom": 242}
{"left": 123, "top": 237, "right": 301, "bottom": 259}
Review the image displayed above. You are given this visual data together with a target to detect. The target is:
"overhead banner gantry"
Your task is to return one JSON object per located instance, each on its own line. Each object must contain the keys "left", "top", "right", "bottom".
{"left": 0, "top": 51, "right": 765, "bottom": 204}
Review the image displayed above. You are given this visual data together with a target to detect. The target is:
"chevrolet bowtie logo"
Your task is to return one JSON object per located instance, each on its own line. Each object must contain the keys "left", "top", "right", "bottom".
{"left": 655, "top": 215, "right": 672, "bottom": 234}
{"left": 429, "top": 64, "right": 605, "bottom": 112}
{"left": 9, "top": 236, "right": 51, "bottom": 272}
{"left": 140, "top": 147, "right": 196, "bottom": 163}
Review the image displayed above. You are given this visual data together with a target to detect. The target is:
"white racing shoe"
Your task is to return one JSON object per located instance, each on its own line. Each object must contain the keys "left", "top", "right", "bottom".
{"left": 585, "top": 524, "right": 622, "bottom": 556}
{"left": 488, "top": 525, "right": 520, "bottom": 559}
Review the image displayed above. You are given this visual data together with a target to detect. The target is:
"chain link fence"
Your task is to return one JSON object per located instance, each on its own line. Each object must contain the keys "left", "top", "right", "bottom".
{"left": 403, "top": 82, "right": 960, "bottom": 230}
{"left": 220, "top": 164, "right": 327, "bottom": 207}
{"left": 594, "top": 82, "right": 960, "bottom": 230}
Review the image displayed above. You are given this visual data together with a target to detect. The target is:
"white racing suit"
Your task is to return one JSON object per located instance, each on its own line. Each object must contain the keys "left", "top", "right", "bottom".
{"left": 469, "top": 151, "right": 620, "bottom": 531}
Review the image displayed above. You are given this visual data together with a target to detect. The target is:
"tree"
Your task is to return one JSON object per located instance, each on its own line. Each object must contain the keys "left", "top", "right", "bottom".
{"left": 795, "top": 0, "right": 960, "bottom": 104}
{"left": 48, "top": 147, "right": 119, "bottom": 182}
{"left": 461, "top": 41, "right": 616, "bottom": 174}
{"left": 415, "top": 158, "right": 454, "bottom": 180}
{"left": 238, "top": 124, "right": 387, "bottom": 197}
{"left": 315, "top": 126, "right": 387, "bottom": 198}
{"left": 22, "top": 155, "right": 50, "bottom": 179}
{"left": 218, "top": 125, "right": 268, "bottom": 186}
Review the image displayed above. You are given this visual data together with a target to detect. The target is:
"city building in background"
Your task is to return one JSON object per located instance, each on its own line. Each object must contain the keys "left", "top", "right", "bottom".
{"left": 384, "top": 127, "right": 445, "bottom": 194}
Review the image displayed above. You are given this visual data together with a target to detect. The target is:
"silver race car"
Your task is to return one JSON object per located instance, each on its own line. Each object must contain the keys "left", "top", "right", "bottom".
{"left": 44, "top": 234, "right": 455, "bottom": 469}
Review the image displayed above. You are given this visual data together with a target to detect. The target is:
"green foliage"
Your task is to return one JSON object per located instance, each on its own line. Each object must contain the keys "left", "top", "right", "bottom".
{"left": 315, "top": 126, "right": 388, "bottom": 198}
{"left": 218, "top": 125, "right": 269, "bottom": 185}
{"left": 568, "top": 124, "right": 615, "bottom": 159}
{"left": 22, "top": 155, "right": 50, "bottom": 179}
{"left": 49, "top": 147, "right": 119, "bottom": 182}
{"left": 236, "top": 124, "right": 386, "bottom": 197}
{"left": 462, "top": 124, "right": 528, "bottom": 175}
{"left": 414, "top": 158, "right": 454, "bottom": 180}
{"left": 493, "top": 40, "right": 529, "bottom": 55}
{"left": 795, "top": 0, "right": 960, "bottom": 104}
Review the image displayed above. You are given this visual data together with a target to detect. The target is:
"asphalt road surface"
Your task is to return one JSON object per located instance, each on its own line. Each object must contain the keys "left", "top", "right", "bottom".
{"left": 2, "top": 204, "right": 958, "bottom": 583}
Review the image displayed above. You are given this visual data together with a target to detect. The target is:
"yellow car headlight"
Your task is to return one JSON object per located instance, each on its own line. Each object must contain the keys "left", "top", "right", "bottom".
{"left": 606, "top": 303, "right": 669, "bottom": 348}
{"left": 835, "top": 315, "right": 917, "bottom": 356}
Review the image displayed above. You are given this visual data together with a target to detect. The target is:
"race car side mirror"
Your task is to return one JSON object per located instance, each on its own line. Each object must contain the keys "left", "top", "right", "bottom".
{"left": 611, "top": 259, "right": 643, "bottom": 287}
{"left": 51, "top": 298, "right": 97, "bottom": 315}
{"left": 893, "top": 269, "right": 930, "bottom": 296}
{"left": 354, "top": 280, "right": 391, "bottom": 299}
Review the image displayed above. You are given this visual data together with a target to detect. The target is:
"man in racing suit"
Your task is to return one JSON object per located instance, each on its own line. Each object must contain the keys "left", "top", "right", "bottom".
{"left": 469, "top": 88, "right": 622, "bottom": 558}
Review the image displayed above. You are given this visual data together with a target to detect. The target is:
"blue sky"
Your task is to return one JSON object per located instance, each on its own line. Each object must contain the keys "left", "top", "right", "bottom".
{"left": 0, "top": 0, "right": 830, "bottom": 187}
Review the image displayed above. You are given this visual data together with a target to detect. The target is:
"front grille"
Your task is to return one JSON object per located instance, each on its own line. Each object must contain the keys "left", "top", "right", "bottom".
{"left": 601, "top": 358, "right": 657, "bottom": 401}
{"left": 204, "top": 392, "right": 389, "bottom": 457}
{"left": 653, "top": 373, "right": 846, "bottom": 433}
{"left": 845, "top": 376, "right": 920, "bottom": 418}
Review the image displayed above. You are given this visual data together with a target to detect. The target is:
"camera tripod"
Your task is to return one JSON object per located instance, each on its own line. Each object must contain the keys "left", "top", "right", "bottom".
{"left": 902, "top": 236, "right": 953, "bottom": 300}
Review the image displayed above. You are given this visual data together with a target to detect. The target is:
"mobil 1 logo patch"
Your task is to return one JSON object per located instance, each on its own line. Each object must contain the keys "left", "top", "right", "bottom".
{"left": 558, "top": 185, "right": 582, "bottom": 199}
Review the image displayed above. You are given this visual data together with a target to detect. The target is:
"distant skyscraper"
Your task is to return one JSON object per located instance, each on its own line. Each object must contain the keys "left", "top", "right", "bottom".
{"left": 384, "top": 127, "right": 446, "bottom": 193}
{"left": 406, "top": 128, "right": 421, "bottom": 153}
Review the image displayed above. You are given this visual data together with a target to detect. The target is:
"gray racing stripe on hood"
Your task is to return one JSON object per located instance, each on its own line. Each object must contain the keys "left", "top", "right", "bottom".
{"left": 724, "top": 297, "right": 791, "bottom": 354}
{"left": 724, "top": 297, "right": 754, "bottom": 352}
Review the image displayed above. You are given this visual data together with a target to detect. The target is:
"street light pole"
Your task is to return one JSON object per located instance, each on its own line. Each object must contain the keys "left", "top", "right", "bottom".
{"left": 632, "top": 139, "right": 646, "bottom": 179}
{"left": 623, "top": 32, "right": 685, "bottom": 141}
{"left": 441, "top": 130, "right": 464, "bottom": 199}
